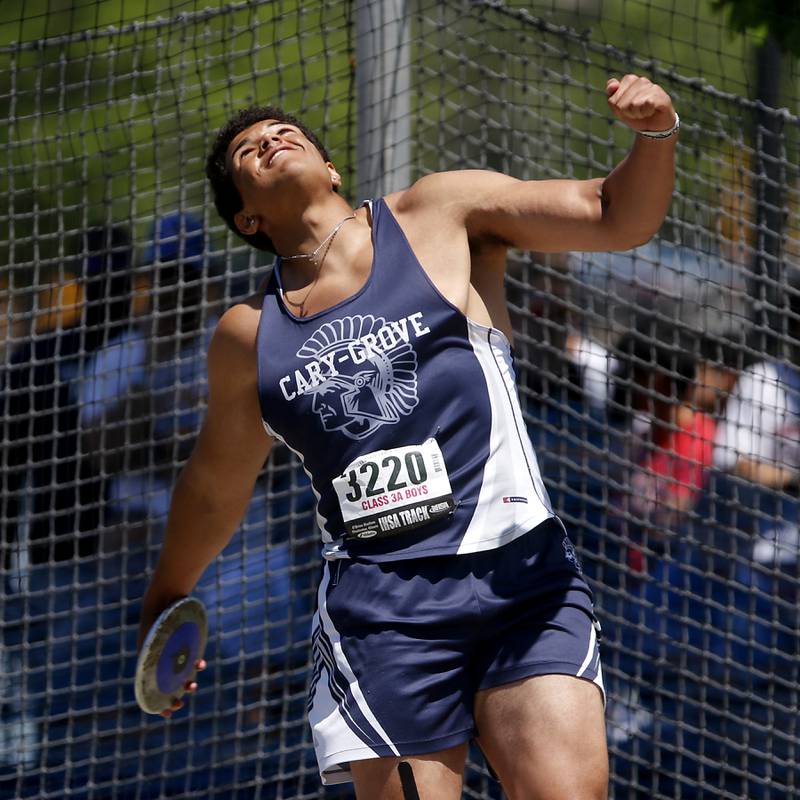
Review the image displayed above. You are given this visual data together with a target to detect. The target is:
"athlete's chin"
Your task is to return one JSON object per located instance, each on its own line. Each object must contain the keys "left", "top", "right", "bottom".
{"left": 250, "top": 162, "right": 302, "bottom": 190}
{"left": 267, "top": 158, "right": 307, "bottom": 179}
{"left": 267, "top": 162, "right": 330, "bottom": 194}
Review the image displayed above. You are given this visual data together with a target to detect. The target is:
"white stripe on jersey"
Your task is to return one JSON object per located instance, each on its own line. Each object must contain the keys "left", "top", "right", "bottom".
{"left": 457, "top": 321, "right": 553, "bottom": 554}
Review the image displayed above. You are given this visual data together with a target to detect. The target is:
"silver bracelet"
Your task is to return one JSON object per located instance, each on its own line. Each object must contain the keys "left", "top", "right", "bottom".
{"left": 637, "top": 111, "right": 680, "bottom": 139}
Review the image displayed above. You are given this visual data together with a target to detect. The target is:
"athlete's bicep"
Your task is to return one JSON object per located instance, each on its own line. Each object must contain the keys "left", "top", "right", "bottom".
{"left": 399, "top": 170, "right": 611, "bottom": 253}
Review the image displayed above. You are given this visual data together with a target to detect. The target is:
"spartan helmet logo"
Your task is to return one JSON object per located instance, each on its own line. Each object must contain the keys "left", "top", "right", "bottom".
{"left": 298, "top": 315, "right": 419, "bottom": 440}
{"left": 562, "top": 536, "right": 583, "bottom": 574}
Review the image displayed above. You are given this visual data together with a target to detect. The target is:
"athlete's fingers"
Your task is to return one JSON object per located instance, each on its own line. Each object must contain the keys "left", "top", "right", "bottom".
{"left": 195, "top": 659, "right": 207, "bottom": 671}
{"left": 609, "top": 78, "right": 675, "bottom": 130}
{"left": 606, "top": 77, "right": 621, "bottom": 98}
{"left": 185, "top": 681, "right": 198, "bottom": 693}
{"left": 609, "top": 77, "right": 647, "bottom": 111}
{"left": 159, "top": 696, "right": 185, "bottom": 717}
{"left": 607, "top": 73, "right": 643, "bottom": 106}
{"left": 608, "top": 75, "right": 652, "bottom": 118}
{"left": 614, "top": 83, "right": 658, "bottom": 119}
{"left": 606, "top": 75, "right": 629, "bottom": 101}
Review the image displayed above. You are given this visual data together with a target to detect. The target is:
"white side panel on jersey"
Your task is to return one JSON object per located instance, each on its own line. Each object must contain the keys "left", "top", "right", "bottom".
{"left": 261, "top": 418, "right": 334, "bottom": 543}
{"left": 499, "top": 332, "right": 554, "bottom": 513}
{"left": 458, "top": 322, "right": 553, "bottom": 554}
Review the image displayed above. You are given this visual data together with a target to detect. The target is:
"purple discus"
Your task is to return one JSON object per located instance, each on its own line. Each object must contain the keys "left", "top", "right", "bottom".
{"left": 135, "top": 597, "right": 208, "bottom": 715}
{"left": 156, "top": 621, "right": 202, "bottom": 695}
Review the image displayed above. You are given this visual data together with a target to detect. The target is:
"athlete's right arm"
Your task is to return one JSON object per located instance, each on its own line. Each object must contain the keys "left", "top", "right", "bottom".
{"left": 138, "top": 297, "right": 273, "bottom": 649}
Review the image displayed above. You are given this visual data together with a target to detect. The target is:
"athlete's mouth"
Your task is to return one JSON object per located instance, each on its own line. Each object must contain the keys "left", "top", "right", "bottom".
{"left": 267, "top": 146, "right": 295, "bottom": 167}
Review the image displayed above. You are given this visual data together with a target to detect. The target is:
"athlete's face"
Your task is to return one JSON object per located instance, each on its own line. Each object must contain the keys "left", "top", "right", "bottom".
{"left": 226, "top": 119, "right": 341, "bottom": 235}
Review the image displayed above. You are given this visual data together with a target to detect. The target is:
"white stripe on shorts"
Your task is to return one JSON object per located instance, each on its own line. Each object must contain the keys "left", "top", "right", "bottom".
{"left": 309, "top": 565, "right": 401, "bottom": 785}
{"left": 576, "top": 619, "right": 597, "bottom": 678}
{"left": 574, "top": 619, "right": 606, "bottom": 706}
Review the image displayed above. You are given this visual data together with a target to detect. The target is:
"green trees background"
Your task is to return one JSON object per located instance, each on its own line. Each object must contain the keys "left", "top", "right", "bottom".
{"left": 0, "top": 0, "right": 355, "bottom": 288}
{"left": 713, "top": 0, "right": 800, "bottom": 56}
{"left": 0, "top": 0, "right": 797, "bottom": 293}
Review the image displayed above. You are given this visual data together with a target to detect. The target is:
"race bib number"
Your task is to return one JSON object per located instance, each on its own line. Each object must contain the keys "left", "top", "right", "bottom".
{"left": 332, "top": 438, "right": 455, "bottom": 539}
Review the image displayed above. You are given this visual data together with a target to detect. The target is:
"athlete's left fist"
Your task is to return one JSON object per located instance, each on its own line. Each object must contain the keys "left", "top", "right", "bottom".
{"left": 606, "top": 75, "right": 676, "bottom": 133}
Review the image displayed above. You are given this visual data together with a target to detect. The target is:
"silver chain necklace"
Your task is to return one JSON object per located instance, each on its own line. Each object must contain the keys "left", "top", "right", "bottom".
{"left": 279, "top": 213, "right": 356, "bottom": 265}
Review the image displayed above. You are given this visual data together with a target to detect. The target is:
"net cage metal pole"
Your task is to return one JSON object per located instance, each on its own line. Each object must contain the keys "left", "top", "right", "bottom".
{"left": 356, "top": 0, "right": 412, "bottom": 199}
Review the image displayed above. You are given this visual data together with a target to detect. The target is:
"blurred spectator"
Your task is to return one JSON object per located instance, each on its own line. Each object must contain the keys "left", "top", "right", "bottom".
{"left": 2, "top": 226, "right": 134, "bottom": 564}
{"left": 713, "top": 295, "right": 800, "bottom": 570}
{"left": 0, "top": 226, "right": 135, "bottom": 781}
{"left": 691, "top": 330, "right": 744, "bottom": 417}
{"left": 79, "top": 212, "right": 217, "bottom": 528}
{"left": 714, "top": 363, "right": 800, "bottom": 492}
{"left": 507, "top": 250, "right": 619, "bottom": 411}
{"left": 24, "top": 212, "right": 220, "bottom": 786}
{"left": 566, "top": 331, "right": 619, "bottom": 410}
{"left": 608, "top": 332, "right": 723, "bottom": 772}
{"left": 507, "top": 252, "right": 585, "bottom": 406}
{"left": 33, "top": 278, "right": 83, "bottom": 334}
{"left": 680, "top": 330, "right": 748, "bottom": 567}
{"left": 0, "top": 276, "right": 25, "bottom": 390}
{"left": 612, "top": 331, "right": 712, "bottom": 546}
{"left": 511, "top": 254, "right": 629, "bottom": 588}
{"left": 690, "top": 311, "right": 800, "bottom": 782}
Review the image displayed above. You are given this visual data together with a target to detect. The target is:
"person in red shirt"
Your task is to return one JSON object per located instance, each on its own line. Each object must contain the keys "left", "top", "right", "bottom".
{"left": 613, "top": 333, "right": 714, "bottom": 568}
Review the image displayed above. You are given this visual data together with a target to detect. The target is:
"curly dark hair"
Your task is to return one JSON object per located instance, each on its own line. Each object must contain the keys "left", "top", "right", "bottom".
{"left": 205, "top": 106, "right": 332, "bottom": 253}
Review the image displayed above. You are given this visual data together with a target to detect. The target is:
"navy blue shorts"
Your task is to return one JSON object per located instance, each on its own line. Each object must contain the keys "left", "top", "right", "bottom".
{"left": 308, "top": 517, "right": 604, "bottom": 785}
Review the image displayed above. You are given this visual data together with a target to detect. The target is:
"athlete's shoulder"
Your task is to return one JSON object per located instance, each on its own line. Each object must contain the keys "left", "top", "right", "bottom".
{"left": 391, "top": 169, "right": 518, "bottom": 216}
{"left": 209, "top": 291, "right": 263, "bottom": 372}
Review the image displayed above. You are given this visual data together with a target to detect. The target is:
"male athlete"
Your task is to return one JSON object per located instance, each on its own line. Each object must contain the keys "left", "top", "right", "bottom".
{"left": 138, "top": 74, "right": 678, "bottom": 799}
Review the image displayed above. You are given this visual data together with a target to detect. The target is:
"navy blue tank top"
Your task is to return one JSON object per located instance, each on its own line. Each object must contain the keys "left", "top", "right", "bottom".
{"left": 256, "top": 198, "right": 552, "bottom": 561}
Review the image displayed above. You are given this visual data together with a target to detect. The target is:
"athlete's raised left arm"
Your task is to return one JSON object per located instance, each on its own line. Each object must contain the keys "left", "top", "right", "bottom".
{"left": 400, "top": 75, "right": 677, "bottom": 254}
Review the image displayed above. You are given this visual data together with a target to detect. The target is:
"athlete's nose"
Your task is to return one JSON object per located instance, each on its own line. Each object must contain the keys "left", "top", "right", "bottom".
{"left": 261, "top": 132, "right": 286, "bottom": 162}
{"left": 259, "top": 132, "right": 281, "bottom": 154}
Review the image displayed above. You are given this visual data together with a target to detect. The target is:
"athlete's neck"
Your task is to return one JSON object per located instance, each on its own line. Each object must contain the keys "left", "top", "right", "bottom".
{"left": 266, "top": 197, "right": 356, "bottom": 271}
{"left": 275, "top": 208, "right": 374, "bottom": 318}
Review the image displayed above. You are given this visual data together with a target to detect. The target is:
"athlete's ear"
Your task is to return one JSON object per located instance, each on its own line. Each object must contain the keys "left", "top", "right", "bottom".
{"left": 234, "top": 210, "right": 259, "bottom": 236}
{"left": 327, "top": 162, "right": 342, "bottom": 189}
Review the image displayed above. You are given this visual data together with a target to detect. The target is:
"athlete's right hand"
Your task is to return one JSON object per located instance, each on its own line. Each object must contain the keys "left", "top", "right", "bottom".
{"left": 136, "top": 599, "right": 207, "bottom": 718}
